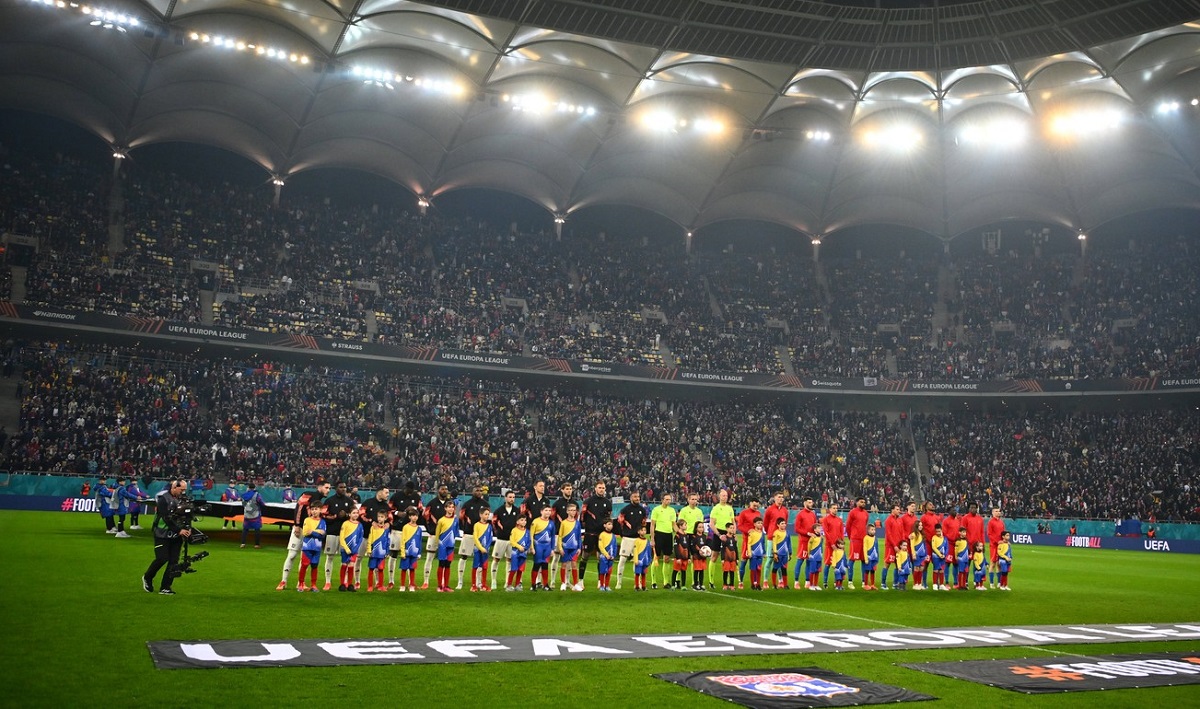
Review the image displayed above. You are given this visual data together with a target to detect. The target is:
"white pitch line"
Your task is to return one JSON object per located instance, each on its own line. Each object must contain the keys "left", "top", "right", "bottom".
{"left": 712, "top": 590, "right": 910, "bottom": 628}
{"left": 712, "top": 590, "right": 1082, "bottom": 656}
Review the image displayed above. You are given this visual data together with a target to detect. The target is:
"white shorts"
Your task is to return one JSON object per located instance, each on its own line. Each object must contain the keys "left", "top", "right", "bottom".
{"left": 390, "top": 530, "right": 403, "bottom": 549}
{"left": 287, "top": 534, "right": 302, "bottom": 552}
{"left": 425, "top": 534, "right": 439, "bottom": 553}
{"left": 356, "top": 538, "right": 368, "bottom": 556}
{"left": 323, "top": 535, "right": 340, "bottom": 555}
{"left": 619, "top": 537, "right": 638, "bottom": 558}
{"left": 458, "top": 534, "right": 475, "bottom": 557}
{"left": 492, "top": 539, "right": 512, "bottom": 560}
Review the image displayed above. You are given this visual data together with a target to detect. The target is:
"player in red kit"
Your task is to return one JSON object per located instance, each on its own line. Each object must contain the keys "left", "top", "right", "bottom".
{"left": 820, "top": 503, "right": 845, "bottom": 589}
{"left": 762, "top": 492, "right": 789, "bottom": 561}
{"left": 792, "top": 496, "right": 819, "bottom": 589}
{"left": 882, "top": 504, "right": 903, "bottom": 590}
{"left": 900, "top": 501, "right": 918, "bottom": 540}
{"left": 845, "top": 497, "right": 869, "bottom": 590}
{"left": 735, "top": 497, "right": 762, "bottom": 589}
{"left": 918, "top": 502, "right": 941, "bottom": 590}
{"left": 963, "top": 502, "right": 985, "bottom": 551}
{"left": 940, "top": 508, "right": 961, "bottom": 584}
{"left": 986, "top": 507, "right": 1006, "bottom": 588}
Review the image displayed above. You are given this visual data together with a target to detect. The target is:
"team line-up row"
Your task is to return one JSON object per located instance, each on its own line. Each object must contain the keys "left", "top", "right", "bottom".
{"left": 277, "top": 483, "right": 1015, "bottom": 594}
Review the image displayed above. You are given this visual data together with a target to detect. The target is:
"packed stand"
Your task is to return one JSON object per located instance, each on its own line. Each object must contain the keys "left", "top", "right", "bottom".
{"left": 678, "top": 405, "right": 914, "bottom": 509}
{"left": 5, "top": 141, "right": 1200, "bottom": 381}
{"left": 825, "top": 257, "right": 938, "bottom": 376}
{"left": 1072, "top": 242, "right": 1200, "bottom": 378}
{"left": 914, "top": 409, "right": 1200, "bottom": 522}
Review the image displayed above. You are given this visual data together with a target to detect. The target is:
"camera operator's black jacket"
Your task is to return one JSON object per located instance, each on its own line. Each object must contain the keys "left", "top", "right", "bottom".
{"left": 153, "top": 490, "right": 188, "bottom": 539}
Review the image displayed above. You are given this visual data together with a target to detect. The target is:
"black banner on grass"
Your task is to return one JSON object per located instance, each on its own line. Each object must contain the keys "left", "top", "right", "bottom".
{"left": 654, "top": 667, "right": 934, "bottom": 707}
{"left": 147, "top": 622, "right": 1200, "bottom": 669}
{"left": 904, "top": 652, "right": 1200, "bottom": 694}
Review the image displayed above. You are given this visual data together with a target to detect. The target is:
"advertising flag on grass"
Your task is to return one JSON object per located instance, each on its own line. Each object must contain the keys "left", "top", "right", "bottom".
{"left": 904, "top": 652, "right": 1200, "bottom": 694}
{"left": 654, "top": 667, "right": 934, "bottom": 708}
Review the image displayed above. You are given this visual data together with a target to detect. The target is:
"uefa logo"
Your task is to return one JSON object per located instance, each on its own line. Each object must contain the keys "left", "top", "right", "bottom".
{"left": 709, "top": 672, "right": 860, "bottom": 698}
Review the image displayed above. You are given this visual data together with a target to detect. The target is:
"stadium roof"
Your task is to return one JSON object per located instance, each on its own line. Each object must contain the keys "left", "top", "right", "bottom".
{"left": 2, "top": 0, "right": 1199, "bottom": 239}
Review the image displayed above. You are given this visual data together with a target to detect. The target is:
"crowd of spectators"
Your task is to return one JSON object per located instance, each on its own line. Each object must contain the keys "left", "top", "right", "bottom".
{"left": 3, "top": 143, "right": 1200, "bottom": 381}
{"left": 5, "top": 342, "right": 912, "bottom": 510}
{"left": 7, "top": 341, "right": 1198, "bottom": 521}
{"left": 913, "top": 409, "right": 1200, "bottom": 521}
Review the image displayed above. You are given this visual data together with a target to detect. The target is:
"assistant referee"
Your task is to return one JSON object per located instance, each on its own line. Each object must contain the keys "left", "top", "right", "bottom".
{"left": 649, "top": 493, "right": 676, "bottom": 590}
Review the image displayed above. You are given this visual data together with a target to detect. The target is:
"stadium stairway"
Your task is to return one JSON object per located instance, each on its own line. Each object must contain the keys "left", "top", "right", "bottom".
{"left": 900, "top": 417, "right": 928, "bottom": 504}
{"left": 777, "top": 345, "right": 795, "bottom": 376}
{"left": 0, "top": 376, "right": 20, "bottom": 433}
{"left": 9, "top": 266, "right": 26, "bottom": 303}
{"left": 199, "top": 290, "right": 214, "bottom": 325}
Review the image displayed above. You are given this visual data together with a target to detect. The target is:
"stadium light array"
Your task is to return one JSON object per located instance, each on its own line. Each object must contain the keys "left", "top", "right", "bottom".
{"left": 31, "top": 0, "right": 143, "bottom": 32}
{"left": 500, "top": 93, "right": 596, "bottom": 118}
{"left": 348, "top": 66, "right": 466, "bottom": 95}
{"left": 195, "top": 30, "right": 302, "bottom": 65}
{"left": 641, "top": 110, "right": 684, "bottom": 132}
{"left": 1157, "top": 101, "right": 1181, "bottom": 114}
{"left": 86, "top": 7, "right": 139, "bottom": 32}
{"left": 189, "top": 33, "right": 309, "bottom": 64}
{"left": 638, "top": 110, "right": 727, "bottom": 136}
{"left": 957, "top": 118, "right": 1027, "bottom": 148}
{"left": 860, "top": 123, "right": 923, "bottom": 152}
{"left": 1048, "top": 108, "right": 1124, "bottom": 139}
{"left": 35, "top": 1, "right": 315, "bottom": 65}
{"left": 805, "top": 130, "right": 832, "bottom": 142}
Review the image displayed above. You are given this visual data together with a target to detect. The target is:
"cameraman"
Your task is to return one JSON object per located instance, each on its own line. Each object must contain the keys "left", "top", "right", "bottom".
{"left": 142, "top": 479, "right": 192, "bottom": 595}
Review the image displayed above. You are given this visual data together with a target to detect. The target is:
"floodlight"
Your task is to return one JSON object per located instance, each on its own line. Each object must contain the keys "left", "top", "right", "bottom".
{"left": 861, "top": 123, "right": 922, "bottom": 151}
{"left": 641, "top": 110, "right": 678, "bottom": 132}
{"left": 1048, "top": 108, "right": 1123, "bottom": 138}
{"left": 958, "top": 118, "right": 1026, "bottom": 147}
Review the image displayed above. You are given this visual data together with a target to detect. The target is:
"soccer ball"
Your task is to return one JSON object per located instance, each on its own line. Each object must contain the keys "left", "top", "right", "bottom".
{"left": 699, "top": 546, "right": 713, "bottom": 558}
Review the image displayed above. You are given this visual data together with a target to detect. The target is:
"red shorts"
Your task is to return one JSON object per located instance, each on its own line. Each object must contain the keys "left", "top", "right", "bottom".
{"left": 989, "top": 547, "right": 999, "bottom": 564}
{"left": 884, "top": 545, "right": 897, "bottom": 565}
{"left": 673, "top": 559, "right": 689, "bottom": 571}
{"left": 722, "top": 561, "right": 736, "bottom": 572}
{"left": 849, "top": 537, "right": 864, "bottom": 561}
{"left": 692, "top": 559, "right": 707, "bottom": 572}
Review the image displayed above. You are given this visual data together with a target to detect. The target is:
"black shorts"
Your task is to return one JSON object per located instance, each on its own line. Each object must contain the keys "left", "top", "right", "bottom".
{"left": 654, "top": 531, "right": 673, "bottom": 557}
{"left": 582, "top": 532, "right": 600, "bottom": 554}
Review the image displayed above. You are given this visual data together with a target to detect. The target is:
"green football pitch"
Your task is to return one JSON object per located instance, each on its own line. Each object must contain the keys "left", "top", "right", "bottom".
{"left": 4, "top": 510, "right": 1198, "bottom": 707}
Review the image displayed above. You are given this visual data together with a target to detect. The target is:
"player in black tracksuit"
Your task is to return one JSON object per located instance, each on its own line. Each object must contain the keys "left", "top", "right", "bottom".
{"left": 578, "top": 481, "right": 612, "bottom": 582}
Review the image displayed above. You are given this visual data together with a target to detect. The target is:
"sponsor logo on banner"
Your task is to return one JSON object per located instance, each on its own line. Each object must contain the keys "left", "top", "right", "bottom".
{"left": 147, "top": 622, "right": 1200, "bottom": 670}
{"left": 1008, "top": 533, "right": 1200, "bottom": 553}
{"left": 710, "top": 673, "right": 858, "bottom": 699}
{"left": 62, "top": 497, "right": 97, "bottom": 512}
{"left": 656, "top": 667, "right": 933, "bottom": 708}
{"left": 905, "top": 652, "right": 1200, "bottom": 694}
